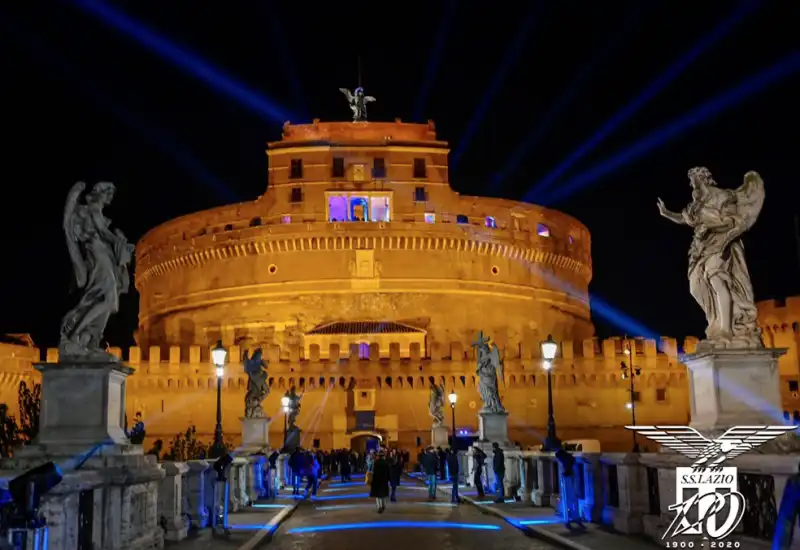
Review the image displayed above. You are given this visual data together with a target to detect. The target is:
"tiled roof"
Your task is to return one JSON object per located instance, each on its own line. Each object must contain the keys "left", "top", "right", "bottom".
{"left": 306, "top": 322, "right": 424, "bottom": 335}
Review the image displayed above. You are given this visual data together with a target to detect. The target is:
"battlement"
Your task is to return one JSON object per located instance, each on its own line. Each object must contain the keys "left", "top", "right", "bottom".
{"left": 38, "top": 336, "right": 700, "bottom": 367}
{"left": 272, "top": 119, "right": 444, "bottom": 147}
{"left": 758, "top": 297, "right": 800, "bottom": 333}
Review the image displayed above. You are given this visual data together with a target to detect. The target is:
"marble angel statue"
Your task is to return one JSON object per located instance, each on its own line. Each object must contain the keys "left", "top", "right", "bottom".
{"left": 657, "top": 167, "right": 765, "bottom": 350}
{"left": 243, "top": 348, "right": 269, "bottom": 418}
{"left": 60, "top": 182, "right": 135, "bottom": 360}
{"left": 473, "top": 331, "right": 506, "bottom": 413}
{"left": 428, "top": 383, "right": 445, "bottom": 428}
{"left": 339, "top": 87, "right": 375, "bottom": 122}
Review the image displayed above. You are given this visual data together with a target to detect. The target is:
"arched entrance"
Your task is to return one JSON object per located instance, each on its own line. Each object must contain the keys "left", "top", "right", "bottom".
{"left": 349, "top": 432, "right": 383, "bottom": 454}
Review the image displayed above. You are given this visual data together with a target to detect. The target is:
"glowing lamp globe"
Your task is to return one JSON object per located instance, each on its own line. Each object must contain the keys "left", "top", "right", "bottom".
{"left": 211, "top": 341, "right": 227, "bottom": 367}
{"left": 448, "top": 391, "right": 457, "bottom": 405}
{"left": 281, "top": 395, "right": 291, "bottom": 408}
{"left": 541, "top": 335, "right": 558, "bottom": 361}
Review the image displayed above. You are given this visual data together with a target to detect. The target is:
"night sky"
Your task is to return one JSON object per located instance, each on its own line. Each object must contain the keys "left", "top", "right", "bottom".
{"left": 1, "top": 1, "right": 798, "bottom": 348}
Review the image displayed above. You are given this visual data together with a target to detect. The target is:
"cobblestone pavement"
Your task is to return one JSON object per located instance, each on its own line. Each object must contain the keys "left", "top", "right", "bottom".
{"left": 266, "top": 477, "right": 564, "bottom": 550}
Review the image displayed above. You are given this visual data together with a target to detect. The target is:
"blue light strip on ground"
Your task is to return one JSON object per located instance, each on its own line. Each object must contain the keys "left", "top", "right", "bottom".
{"left": 288, "top": 521, "right": 501, "bottom": 534}
{"left": 314, "top": 502, "right": 458, "bottom": 511}
{"left": 519, "top": 518, "right": 561, "bottom": 525}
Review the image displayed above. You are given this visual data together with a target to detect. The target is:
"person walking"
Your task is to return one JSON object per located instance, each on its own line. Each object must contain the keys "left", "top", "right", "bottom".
{"left": 388, "top": 449, "right": 403, "bottom": 502}
{"left": 492, "top": 442, "right": 505, "bottom": 503}
{"left": 555, "top": 448, "right": 584, "bottom": 528}
{"left": 447, "top": 448, "right": 460, "bottom": 503}
{"left": 421, "top": 447, "right": 439, "bottom": 500}
{"left": 471, "top": 446, "right": 487, "bottom": 498}
{"left": 370, "top": 450, "right": 391, "bottom": 513}
{"left": 267, "top": 450, "right": 279, "bottom": 499}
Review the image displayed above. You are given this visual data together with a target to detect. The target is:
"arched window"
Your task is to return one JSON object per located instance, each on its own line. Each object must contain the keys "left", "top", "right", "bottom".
{"left": 358, "top": 342, "right": 369, "bottom": 360}
{"left": 793, "top": 411, "right": 800, "bottom": 425}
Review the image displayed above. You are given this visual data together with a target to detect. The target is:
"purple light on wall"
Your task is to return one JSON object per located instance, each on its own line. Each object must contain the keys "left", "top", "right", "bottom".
{"left": 329, "top": 195, "right": 347, "bottom": 221}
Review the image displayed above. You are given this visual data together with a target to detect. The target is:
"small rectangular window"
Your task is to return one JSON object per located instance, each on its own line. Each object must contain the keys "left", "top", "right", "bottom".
{"left": 632, "top": 391, "right": 641, "bottom": 402}
{"left": 290, "top": 159, "right": 303, "bottom": 179}
{"left": 373, "top": 158, "right": 386, "bottom": 178}
{"left": 414, "top": 186, "right": 427, "bottom": 202}
{"left": 290, "top": 187, "right": 303, "bottom": 203}
{"left": 456, "top": 214, "right": 468, "bottom": 224}
{"left": 790, "top": 380, "right": 799, "bottom": 392}
{"left": 413, "top": 158, "right": 426, "bottom": 178}
{"left": 537, "top": 223, "right": 550, "bottom": 237}
{"left": 485, "top": 216, "right": 496, "bottom": 228}
{"left": 332, "top": 157, "right": 345, "bottom": 178}
{"left": 656, "top": 388, "right": 667, "bottom": 402}
{"left": 424, "top": 213, "right": 436, "bottom": 224}
{"left": 281, "top": 215, "right": 291, "bottom": 224}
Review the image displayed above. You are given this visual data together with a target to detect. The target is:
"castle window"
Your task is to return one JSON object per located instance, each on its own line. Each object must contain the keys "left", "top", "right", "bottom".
{"left": 332, "top": 157, "right": 345, "bottom": 179}
{"left": 290, "top": 187, "right": 303, "bottom": 203}
{"left": 224, "top": 224, "right": 233, "bottom": 231}
{"left": 350, "top": 196, "right": 369, "bottom": 221}
{"left": 424, "top": 213, "right": 435, "bottom": 224}
{"left": 456, "top": 214, "right": 468, "bottom": 224}
{"left": 656, "top": 388, "right": 667, "bottom": 402}
{"left": 413, "top": 158, "right": 427, "bottom": 178}
{"left": 373, "top": 157, "right": 386, "bottom": 178}
{"left": 790, "top": 380, "right": 799, "bottom": 392}
{"left": 328, "top": 195, "right": 347, "bottom": 222}
{"left": 358, "top": 343, "right": 369, "bottom": 359}
{"left": 485, "top": 216, "right": 496, "bottom": 228}
{"left": 794, "top": 411, "right": 800, "bottom": 425}
{"left": 281, "top": 215, "right": 291, "bottom": 224}
{"left": 568, "top": 235, "right": 575, "bottom": 244}
{"left": 290, "top": 159, "right": 303, "bottom": 179}
{"left": 249, "top": 217, "right": 262, "bottom": 227}
{"left": 414, "top": 186, "right": 427, "bottom": 202}
{"left": 632, "top": 391, "right": 641, "bottom": 402}
{"left": 370, "top": 196, "right": 391, "bottom": 222}
{"left": 537, "top": 223, "right": 550, "bottom": 237}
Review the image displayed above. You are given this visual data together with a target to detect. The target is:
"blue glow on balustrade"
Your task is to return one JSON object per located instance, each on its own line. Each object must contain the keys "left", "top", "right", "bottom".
{"left": 251, "top": 503, "right": 289, "bottom": 509}
{"left": 288, "top": 521, "right": 502, "bottom": 534}
{"left": 315, "top": 501, "right": 458, "bottom": 511}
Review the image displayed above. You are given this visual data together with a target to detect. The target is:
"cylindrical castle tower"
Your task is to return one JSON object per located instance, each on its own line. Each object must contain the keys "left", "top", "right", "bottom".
{"left": 135, "top": 118, "right": 594, "bottom": 356}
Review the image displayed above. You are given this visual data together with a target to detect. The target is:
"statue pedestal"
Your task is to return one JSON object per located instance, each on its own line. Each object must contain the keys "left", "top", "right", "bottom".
{"left": 682, "top": 348, "right": 785, "bottom": 433}
{"left": 240, "top": 416, "right": 271, "bottom": 454}
{"left": 284, "top": 427, "right": 301, "bottom": 451}
{"left": 478, "top": 411, "right": 511, "bottom": 446}
{"left": 431, "top": 425, "right": 449, "bottom": 447}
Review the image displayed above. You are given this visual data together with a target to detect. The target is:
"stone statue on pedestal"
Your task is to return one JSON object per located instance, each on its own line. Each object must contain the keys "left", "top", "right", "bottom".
{"left": 428, "top": 383, "right": 445, "bottom": 428}
{"left": 658, "top": 167, "right": 765, "bottom": 351}
{"left": 243, "top": 348, "right": 269, "bottom": 418}
{"left": 285, "top": 387, "right": 302, "bottom": 432}
{"left": 473, "top": 331, "right": 505, "bottom": 413}
{"left": 59, "top": 181, "right": 135, "bottom": 361}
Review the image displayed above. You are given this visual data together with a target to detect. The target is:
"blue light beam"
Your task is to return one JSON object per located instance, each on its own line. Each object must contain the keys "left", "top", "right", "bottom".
{"left": 526, "top": 0, "right": 759, "bottom": 202}
{"left": 71, "top": 0, "right": 293, "bottom": 124}
{"left": 413, "top": 0, "right": 458, "bottom": 121}
{"left": 288, "top": 521, "right": 501, "bottom": 534}
{"left": 0, "top": 12, "right": 235, "bottom": 202}
{"left": 544, "top": 51, "right": 800, "bottom": 205}
{"left": 264, "top": 5, "right": 308, "bottom": 118}
{"left": 450, "top": 1, "right": 545, "bottom": 169}
{"left": 490, "top": 3, "right": 650, "bottom": 191}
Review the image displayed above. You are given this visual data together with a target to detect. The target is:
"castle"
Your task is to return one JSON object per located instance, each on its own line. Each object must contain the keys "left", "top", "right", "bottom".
{"left": 1, "top": 117, "right": 799, "bottom": 452}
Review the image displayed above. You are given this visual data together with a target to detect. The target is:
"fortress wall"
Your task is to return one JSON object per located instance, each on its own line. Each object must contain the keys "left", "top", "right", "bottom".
{"left": 0, "top": 343, "right": 41, "bottom": 418}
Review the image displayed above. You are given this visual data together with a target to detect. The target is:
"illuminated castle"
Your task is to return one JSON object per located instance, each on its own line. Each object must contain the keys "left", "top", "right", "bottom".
{"left": 1, "top": 115, "right": 799, "bottom": 451}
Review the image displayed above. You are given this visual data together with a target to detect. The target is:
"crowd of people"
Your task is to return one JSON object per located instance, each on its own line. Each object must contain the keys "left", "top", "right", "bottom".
{"left": 258, "top": 442, "right": 582, "bottom": 525}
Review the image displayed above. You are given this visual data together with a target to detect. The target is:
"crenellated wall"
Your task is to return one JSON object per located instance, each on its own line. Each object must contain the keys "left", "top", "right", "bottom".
{"left": 758, "top": 297, "right": 800, "bottom": 417}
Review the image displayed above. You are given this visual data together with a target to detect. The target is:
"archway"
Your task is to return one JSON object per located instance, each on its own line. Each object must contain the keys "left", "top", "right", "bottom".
{"left": 349, "top": 432, "right": 383, "bottom": 454}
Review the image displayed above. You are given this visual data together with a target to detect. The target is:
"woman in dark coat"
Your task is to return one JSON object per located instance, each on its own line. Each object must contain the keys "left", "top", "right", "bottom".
{"left": 369, "top": 450, "right": 391, "bottom": 513}
{"left": 388, "top": 450, "right": 403, "bottom": 502}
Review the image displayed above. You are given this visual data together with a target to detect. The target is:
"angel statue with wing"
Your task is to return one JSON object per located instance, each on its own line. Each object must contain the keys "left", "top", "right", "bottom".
{"left": 59, "top": 182, "right": 135, "bottom": 361}
{"left": 658, "top": 167, "right": 765, "bottom": 350}
{"left": 473, "top": 331, "right": 506, "bottom": 413}
{"left": 339, "top": 87, "right": 375, "bottom": 122}
{"left": 243, "top": 348, "right": 269, "bottom": 418}
{"left": 428, "top": 382, "right": 445, "bottom": 428}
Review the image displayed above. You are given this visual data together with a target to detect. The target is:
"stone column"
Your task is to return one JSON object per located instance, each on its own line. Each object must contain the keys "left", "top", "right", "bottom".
{"left": 240, "top": 417, "right": 271, "bottom": 454}
{"left": 184, "top": 460, "right": 210, "bottom": 530}
{"left": 158, "top": 462, "right": 189, "bottom": 542}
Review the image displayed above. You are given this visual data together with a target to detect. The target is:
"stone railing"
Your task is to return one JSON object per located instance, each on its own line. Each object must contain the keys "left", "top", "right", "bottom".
{"left": 155, "top": 454, "right": 270, "bottom": 542}
{"left": 495, "top": 451, "right": 800, "bottom": 546}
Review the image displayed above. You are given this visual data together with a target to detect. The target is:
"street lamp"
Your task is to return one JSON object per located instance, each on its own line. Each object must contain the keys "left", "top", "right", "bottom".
{"left": 448, "top": 391, "right": 457, "bottom": 440}
{"left": 281, "top": 394, "right": 291, "bottom": 447}
{"left": 621, "top": 339, "right": 642, "bottom": 453}
{"left": 541, "top": 335, "right": 561, "bottom": 452}
{"left": 209, "top": 341, "right": 228, "bottom": 458}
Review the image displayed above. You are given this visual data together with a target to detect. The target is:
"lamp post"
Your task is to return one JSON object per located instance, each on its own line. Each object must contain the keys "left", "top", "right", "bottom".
{"left": 541, "top": 335, "right": 561, "bottom": 452}
{"left": 621, "top": 339, "right": 642, "bottom": 453}
{"left": 281, "top": 395, "right": 291, "bottom": 448}
{"left": 448, "top": 391, "right": 457, "bottom": 441}
{"left": 209, "top": 341, "right": 228, "bottom": 459}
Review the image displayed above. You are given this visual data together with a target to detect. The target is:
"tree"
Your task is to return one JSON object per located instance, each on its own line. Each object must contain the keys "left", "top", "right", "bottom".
{"left": 17, "top": 381, "right": 40, "bottom": 445}
{"left": 162, "top": 425, "right": 234, "bottom": 462}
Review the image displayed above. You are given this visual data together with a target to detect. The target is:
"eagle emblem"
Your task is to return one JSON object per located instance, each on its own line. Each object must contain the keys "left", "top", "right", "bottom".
{"left": 625, "top": 425, "right": 795, "bottom": 471}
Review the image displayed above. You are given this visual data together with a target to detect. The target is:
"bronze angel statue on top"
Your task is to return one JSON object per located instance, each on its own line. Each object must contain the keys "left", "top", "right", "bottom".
{"left": 60, "top": 182, "right": 135, "bottom": 361}
{"left": 339, "top": 87, "right": 375, "bottom": 122}
{"left": 658, "top": 167, "right": 765, "bottom": 350}
{"left": 243, "top": 348, "right": 269, "bottom": 418}
{"left": 473, "top": 332, "right": 506, "bottom": 413}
